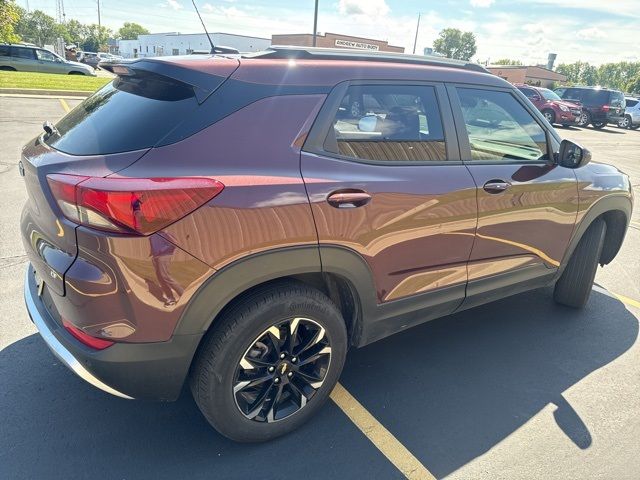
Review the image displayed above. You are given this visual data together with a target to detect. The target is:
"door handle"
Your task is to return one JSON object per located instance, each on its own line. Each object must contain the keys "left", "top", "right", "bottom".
{"left": 483, "top": 180, "right": 511, "bottom": 194}
{"left": 327, "top": 190, "right": 372, "bottom": 208}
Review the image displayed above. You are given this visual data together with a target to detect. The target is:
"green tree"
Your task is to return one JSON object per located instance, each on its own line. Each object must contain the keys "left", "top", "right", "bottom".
{"left": 81, "top": 24, "right": 112, "bottom": 52}
{"left": 15, "top": 9, "right": 63, "bottom": 46}
{"left": 556, "top": 61, "right": 597, "bottom": 85}
{"left": 433, "top": 28, "right": 477, "bottom": 61}
{"left": 493, "top": 58, "right": 522, "bottom": 66}
{"left": 0, "top": 0, "right": 22, "bottom": 43}
{"left": 626, "top": 75, "right": 640, "bottom": 94}
{"left": 117, "top": 22, "right": 149, "bottom": 40}
{"left": 63, "top": 19, "right": 87, "bottom": 47}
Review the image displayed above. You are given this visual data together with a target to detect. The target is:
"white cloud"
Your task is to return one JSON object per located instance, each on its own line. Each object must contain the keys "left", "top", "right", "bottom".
{"left": 470, "top": 0, "right": 495, "bottom": 7}
{"left": 576, "top": 27, "right": 607, "bottom": 40}
{"left": 160, "top": 0, "right": 183, "bottom": 10}
{"left": 337, "top": 0, "right": 390, "bottom": 18}
{"left": 202, "top": 3, "right": 214, "bottom": 12}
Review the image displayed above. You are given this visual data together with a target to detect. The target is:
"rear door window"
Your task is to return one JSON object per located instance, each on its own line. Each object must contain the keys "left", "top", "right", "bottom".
{"left": 325, "top": 84, "right": 447, "bottom": 162}
{"left": 12, "top": 47, "right": 35, "bottom": 59}
{"left": 456, "top": 87, "right": 549, "bottom": 162}
{"left": 0, "top": 45, "right": 10, "bottom": 57}
{"left": 626, "top": 99, "right": 638, "bottom": 108}
{"left": 45, "top": 71, "right": 199, "bottom": 155}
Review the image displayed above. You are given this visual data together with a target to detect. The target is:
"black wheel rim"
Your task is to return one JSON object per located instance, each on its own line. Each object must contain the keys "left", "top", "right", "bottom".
{"left": 544, "top": 112, "right": 553, "bottom": 122}
{"left": 578, "top": 113, "right": 588, "bottom": 125}
{"left": 233, "top": 318, "right": 331, "bottom": 423}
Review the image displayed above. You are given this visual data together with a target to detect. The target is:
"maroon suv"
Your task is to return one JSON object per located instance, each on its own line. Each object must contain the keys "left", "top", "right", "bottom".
{"left": 21, "top": 47, "right": 633, "bottom": 442}
{"left": 516, "top": 84, "right": 582, "bottom": 127}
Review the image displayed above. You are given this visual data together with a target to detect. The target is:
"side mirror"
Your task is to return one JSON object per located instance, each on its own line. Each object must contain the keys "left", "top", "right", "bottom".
{"left": 558, "top": 139, "right": 591, "bottom": 168}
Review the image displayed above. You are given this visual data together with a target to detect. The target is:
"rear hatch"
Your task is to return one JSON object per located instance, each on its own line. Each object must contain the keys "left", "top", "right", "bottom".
{"left": 20, "top": 57, "right": 238, "bottom": 295}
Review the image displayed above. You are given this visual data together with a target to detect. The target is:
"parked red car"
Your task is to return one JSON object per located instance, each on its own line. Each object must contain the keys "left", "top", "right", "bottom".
{"left": 516, "top": 84, "right": 582, "bottom": 127}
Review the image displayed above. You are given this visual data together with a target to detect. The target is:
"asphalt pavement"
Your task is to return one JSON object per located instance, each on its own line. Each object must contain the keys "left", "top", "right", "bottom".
{"left": 1, "top": 95, "right": 639, "bottom": 480}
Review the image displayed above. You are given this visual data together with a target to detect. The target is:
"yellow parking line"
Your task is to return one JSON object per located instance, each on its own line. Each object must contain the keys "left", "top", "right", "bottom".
{"left": 593, "top": 285, "right": 640, "bottom": 310}
{"left": 331, "top": 382, "right": 436, "bottom": 480}
{"left": 58, "top": 97, "right": 71, "bottom": 113}
{"left": 611, "top": 292, "right": 640, "bottom": 309}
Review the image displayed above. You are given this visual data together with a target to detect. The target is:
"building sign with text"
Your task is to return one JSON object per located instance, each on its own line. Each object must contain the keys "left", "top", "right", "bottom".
{"left": 334, "top": 39, "right": 380, "bottom": 51}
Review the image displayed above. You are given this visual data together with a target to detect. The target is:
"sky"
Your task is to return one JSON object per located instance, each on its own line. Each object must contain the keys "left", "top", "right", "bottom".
{"left": 18, "top": 0, "right": 640, "bottom": 66}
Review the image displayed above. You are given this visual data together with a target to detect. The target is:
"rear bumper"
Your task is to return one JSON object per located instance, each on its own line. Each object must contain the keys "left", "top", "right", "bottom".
{"left": 24, "top": 264, "right": 203, "bottom": 401}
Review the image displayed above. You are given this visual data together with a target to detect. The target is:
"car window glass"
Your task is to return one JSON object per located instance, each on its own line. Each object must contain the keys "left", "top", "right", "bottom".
{"left": 564, "top": 88, "right": 582, "bottom": 101}
{"left": 0, "top": 45, "right": 10, "bottom": 57}
{"left": 325, "top": 84, "right": 446, "bottom": 162}
{"left": 582, "top": 89, "right": 609, "bottom": 104}
{"left": 519, "top": 87, "right": 536, "bottom": 98}
{"left": 36, "top": 49, "right": 56, "bottom": 62}
{"left": 626, "top": 99, "right": 638, "bottom": 108}
{"left": 457, "top": 88, "right": 548, "bottom": 162}
{"left": 12, "top": 47, "right": 35, "bottom": 59}
{"left": 609, "top": 91, "right": 625, "bottom": 107}
{"left": 45, "top": 72, "right": 199, "bottom": 155}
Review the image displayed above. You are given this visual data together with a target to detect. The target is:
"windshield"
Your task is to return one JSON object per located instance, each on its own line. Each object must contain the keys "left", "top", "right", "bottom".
{"left": 540, "top": 88, "right": 562, "bottom": 101}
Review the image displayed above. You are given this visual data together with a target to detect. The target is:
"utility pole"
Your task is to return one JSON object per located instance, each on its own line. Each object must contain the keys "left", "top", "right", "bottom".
{"left": 412, "top": 13, "right": 421, "bottom": 54}
{"left": 97, "top": 0, "right": 101, "bottom": 28}
{"left": 312, "top": 0, "right": 319, "bottom": 47}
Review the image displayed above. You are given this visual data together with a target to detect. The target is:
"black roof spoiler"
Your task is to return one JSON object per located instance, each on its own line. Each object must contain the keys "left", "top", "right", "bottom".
{"left": 100, "top": 57, "right": 239, "bottom": 103}
{"left": 247, "top": 45, "right": 489, "bottom": 73}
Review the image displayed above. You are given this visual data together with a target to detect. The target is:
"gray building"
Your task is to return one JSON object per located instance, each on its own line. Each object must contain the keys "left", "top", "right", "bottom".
{"left": 117, "top": 32, "right": 271, "bottom": 58}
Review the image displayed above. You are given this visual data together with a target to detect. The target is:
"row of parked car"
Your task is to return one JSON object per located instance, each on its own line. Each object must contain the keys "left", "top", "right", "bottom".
{"left": 516, "top": 84, "right": 640, "bottom": 131}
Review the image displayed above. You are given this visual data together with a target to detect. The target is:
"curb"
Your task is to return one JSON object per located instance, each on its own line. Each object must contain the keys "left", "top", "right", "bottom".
{"left": 0, "top": 88, "right": 90, "bottom": 97}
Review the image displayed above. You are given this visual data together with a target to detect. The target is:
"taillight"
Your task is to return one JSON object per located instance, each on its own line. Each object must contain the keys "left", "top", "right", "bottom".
{"left": 602, "top": 105, "right": 610, "bottom": 112}
{"left": 46, "top": 174, "right": 224, "bottom": 235}
{"left": 63, "top": 319, "right": 114, "bottom": 350}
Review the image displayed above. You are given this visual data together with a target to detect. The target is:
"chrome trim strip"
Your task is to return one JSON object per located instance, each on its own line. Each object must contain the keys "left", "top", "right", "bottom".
{"left": 24, "top": 265, "right": 134, "bottom": 400}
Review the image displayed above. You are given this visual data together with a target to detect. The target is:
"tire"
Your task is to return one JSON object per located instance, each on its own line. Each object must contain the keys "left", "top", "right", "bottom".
{"left": 0, "top": 66, "right": 17, "bottom": 71}
{"left": 554, "top": 218, "right": 607, "bottom": 308}
{"left": 68, "top": 71, "right": 84, "bottom": 75}
{"left": 542, "top": 109, "right": 556, "bottom": 125}
{"left": 630, "top": 124, "right": 640, "bottom": 130}
{"left": 591, "top": 121, "right": 606, "bottom": 129}
{"left": 618, "top": 115, "right": 631, "bottom": 129}
{"left": 190, "top": 280, "right": 348, "bottom": 442}
{"left": 576, "top": 111, "right": 590, "bottom": 127}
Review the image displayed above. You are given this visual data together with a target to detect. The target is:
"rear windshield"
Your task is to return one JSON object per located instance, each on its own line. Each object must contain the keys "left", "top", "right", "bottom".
{"left": 45, "top": 71, "right": 198, "bottom": 155}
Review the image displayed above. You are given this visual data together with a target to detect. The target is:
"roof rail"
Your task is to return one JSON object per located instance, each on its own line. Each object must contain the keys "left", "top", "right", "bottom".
{"left": 245, "top": 45, "right": 489, "bottom": 73}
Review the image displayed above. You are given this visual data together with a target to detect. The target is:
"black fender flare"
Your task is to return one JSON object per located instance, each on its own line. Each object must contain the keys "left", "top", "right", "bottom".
{"left": 173, "top": 245, "right": 377, "bottom": 337}
{"left": 557, "top": 194, "right": 632, "bottom": 277}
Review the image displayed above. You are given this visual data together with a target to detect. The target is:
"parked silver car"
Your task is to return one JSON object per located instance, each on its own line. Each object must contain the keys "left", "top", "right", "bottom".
{"left": 618, "top": 97, "right": 640, "bottom": 130}
{"left": 0, "top": 44, "right": 96, "bottom": 76}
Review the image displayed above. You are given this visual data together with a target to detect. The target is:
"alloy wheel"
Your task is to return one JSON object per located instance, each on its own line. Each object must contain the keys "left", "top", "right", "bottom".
{"left": 233, "top": 317, "right": 332, "bottom": 423}
{"left": 577, "top": 112, "right": 589, "bottom": 126}
{"left": 619, "top": 116, "right": 630, "bottom": 128}
{"left": 544, "top": 111, "right": 554, "bottom": 123}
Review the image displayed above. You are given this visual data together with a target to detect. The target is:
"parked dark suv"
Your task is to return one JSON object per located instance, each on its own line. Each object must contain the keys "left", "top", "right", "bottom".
{"left": 21, "top": 47, "right": 633, "bottom": 442}
{"left": 554, "top": 86, "right": 626, "bottom": 129}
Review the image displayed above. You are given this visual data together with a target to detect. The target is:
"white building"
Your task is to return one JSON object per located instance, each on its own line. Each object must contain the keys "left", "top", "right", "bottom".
{"left": 117, "top": 32, "right": 271, "bottom": 59}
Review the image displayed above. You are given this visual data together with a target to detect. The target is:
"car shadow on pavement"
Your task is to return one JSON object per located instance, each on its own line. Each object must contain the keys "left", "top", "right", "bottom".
{"left": 339, "top": 287, "right": 638, "bottom": 478}
{"left": 1, "top": 288, "right": 637, "bottom": 480}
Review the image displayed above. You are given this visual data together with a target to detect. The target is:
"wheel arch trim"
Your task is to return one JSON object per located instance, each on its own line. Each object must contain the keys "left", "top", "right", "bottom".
{"left": 173, "top": 245, "right": 375, "bottom": 339}
{"left": 558, "top": 194, "right": 632, "bottom": 276}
